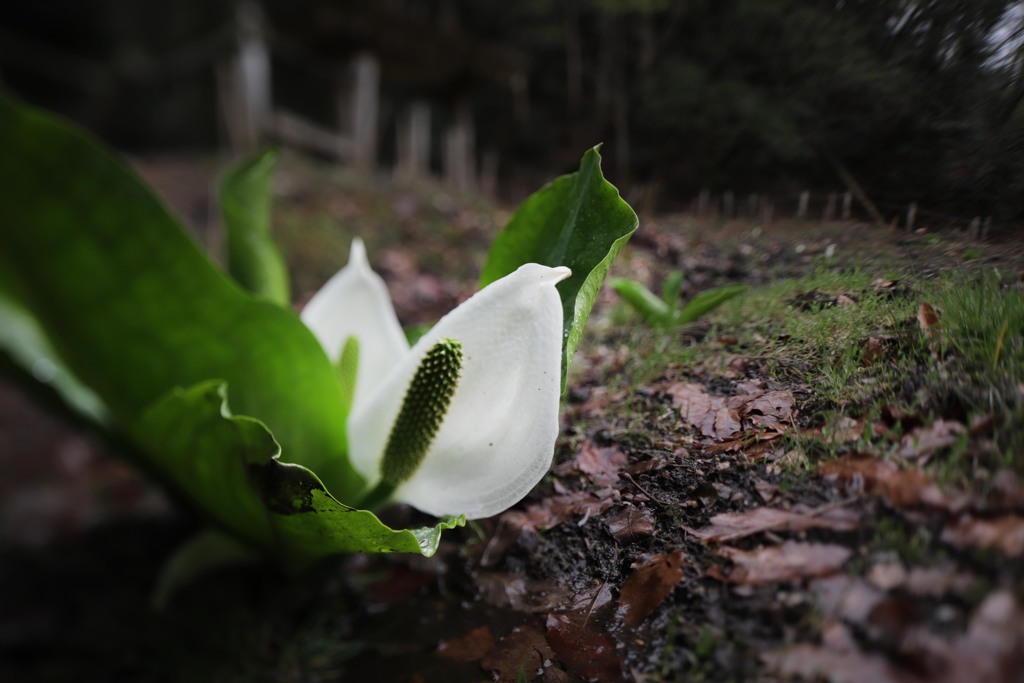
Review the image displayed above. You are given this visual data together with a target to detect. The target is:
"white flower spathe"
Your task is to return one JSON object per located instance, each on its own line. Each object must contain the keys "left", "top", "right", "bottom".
{"left": 301, "top": 239, "right": 570, "bottom": 519}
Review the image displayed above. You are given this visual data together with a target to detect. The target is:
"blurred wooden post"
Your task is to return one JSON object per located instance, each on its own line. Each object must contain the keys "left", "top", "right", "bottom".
{"left": 349, "top": 53, "right": 380, "bottom": 170}
{"left": 906, "top": 202, "right": 917, "bottom": 231}
{"left": 396, "top": 100, "right": 431, "bottom": 181}
{"left": 841, "top": 191, "right": 852, "bottom": 219}
{"left": 271, "top": 110, "right": 348, "bottom": 158}
{"left": 797, "top": 191, "right": 810, "bottom": 219}
{"left": 722, "top": 191, "right": 734, "bottom": 219}
{"left": 969, "top": 216, "right": 981, "bottom": 239}
{"left": 748, "top": 193, "right": 759, "bottom": 218}
{"left": 219, "top": 0, "right": 271, "bottom": 153}
{"left": 444, "top": 99, "right": 476, "bottom": 193}
{"left": 479, "top": 148, "right": 498, "bottom": 197}
{"left": 828, "top": 157, "right": 886, "bottom": 227}
{"left": 982, "top": 216, "right": 992, "bottom": 239}
{"left": 824, "top": 193, "right": 837, "bottom": 222}
{"left": 696, "top": 188, "right": 710, "bottom": 216}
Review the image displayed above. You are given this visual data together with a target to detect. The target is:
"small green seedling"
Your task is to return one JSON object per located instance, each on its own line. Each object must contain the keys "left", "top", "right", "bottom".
{"left": 611, "top": 271, "right": 745, "bottom": 329}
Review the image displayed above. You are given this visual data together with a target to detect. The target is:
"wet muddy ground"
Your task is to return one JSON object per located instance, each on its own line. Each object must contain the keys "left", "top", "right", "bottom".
{"left": 2, "top": 156, "right": 1023, "bottom": 682}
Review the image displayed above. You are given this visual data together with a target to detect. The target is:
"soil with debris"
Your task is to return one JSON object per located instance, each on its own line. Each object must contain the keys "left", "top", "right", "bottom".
{"left": 2, "top": 155, "right": 1023, "bottom": 683}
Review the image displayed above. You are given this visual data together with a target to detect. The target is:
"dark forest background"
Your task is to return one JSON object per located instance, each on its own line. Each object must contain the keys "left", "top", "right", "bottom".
{"left": 2, "top": 0, "right": 1023, "bottom": 222}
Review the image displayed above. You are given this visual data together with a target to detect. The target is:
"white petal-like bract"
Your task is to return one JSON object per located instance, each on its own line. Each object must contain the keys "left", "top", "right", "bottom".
{"left": 348, "top": 263, "right": 570, "bottom": 519}
{"left": 300, "top": 239, "right": 409, "bottom": 409}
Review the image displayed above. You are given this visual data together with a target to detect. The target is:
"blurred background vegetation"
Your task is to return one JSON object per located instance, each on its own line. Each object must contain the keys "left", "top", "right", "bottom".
{"left": 1, "top": 0, "right": 1023, "bottom": 222}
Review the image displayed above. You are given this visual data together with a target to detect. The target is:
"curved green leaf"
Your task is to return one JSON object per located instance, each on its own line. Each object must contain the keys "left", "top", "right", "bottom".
{"left": 479, "top": 146, "right": 638, "bottom": 388}
{"left": 676, "top": 284, "right": 747, "bottom": 325}
{"left": 220, "top": 148, "right": 291, "bottom": 305}
{"left": 0, "top": 288, "right": 109, "bottom": 424}
{"left": 610, "top": 277, "right": 672, "bottom": 326}
{"left": 0, "top": 94, "right": 361, "bottom": 501}
{"left": 135, "top": 382, "right": 463, "bottom": 569}
{"left": 661, "top": 270, "right": 685, "bottom": 313}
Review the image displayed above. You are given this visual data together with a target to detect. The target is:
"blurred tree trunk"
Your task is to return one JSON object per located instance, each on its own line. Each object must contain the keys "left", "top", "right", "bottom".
{"left": 612, "top": 22, "right": 631, "bottom": 186}
{"left": 596, "top": 13, "right": 612, "bottom": 117}
{"left": 564, "top": 5, "right": 583, "bottom": 113}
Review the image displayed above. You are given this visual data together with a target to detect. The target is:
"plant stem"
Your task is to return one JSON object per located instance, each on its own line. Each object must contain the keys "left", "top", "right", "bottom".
{"left": 356, "top": 480, "right": 397, "bottom": 511}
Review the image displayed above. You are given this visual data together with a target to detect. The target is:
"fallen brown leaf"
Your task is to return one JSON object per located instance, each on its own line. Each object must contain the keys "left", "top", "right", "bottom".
{"left": 545, "top": 613, "right": 622, "bottom": 681}
{"left": 618, "top": 550, "right": 685, "bottom": 627}
{"left": 836, "top": 293, "right": 856, "bottom": 308}
{"left": 712, "top": 406, "right": 743, "bottom": 439}
{"left": 929, "top": 590, "right": 1024, "bottom": 683}
{"left": 711, "top": 541, "right": 852, "bottom": 584}
{"left": 503, "top": 489, "right": 618, "bottom": 533}
{"left": 666, "top": 382, "right": 739, "bottom": 439}
{"left": 702, "top": 430, "right": 782, "bottom": 456}
{"left": 905, "top": 566, "right": 978, "bottom": 598}
{"left": 870, "top": 591, "right": 1024, "bottom": 683}
{"left": 763, "top": 640, "right": 926, "bottom": 683}
{"left": 480, "top": 624, "right": 554, "bottom": 683}
{"left": 789, "top": 289, "right": 852, "bottom": 312}
{"left": 733, "top": 378, "right": 765, "bottom": 394}
{"left": 824, "top": 415, "right": 867, "bottom": 444}
{"left": 666, "top": 382, "right": 795, "bottom": 442}
{"left": 790, "top": 589, "right": 1024, "bottom": 683}
{"left": 475, "top": 573, "right": 566, "bottom": 613}
{"left": 437, "top": 625, "right": 496, "bottom": 662}
{"left": 727, "top": 355, "right": 749, "bottom": 374}
{"left": 562, "top": 581, "right": 615, "bottom": 627}
{"left": 898, "top": 419, "right": 965, "bottom": 462}
{"left": 737, "top": 390, "right": 794, "bottom": 430}
{"left": 754, "top": 479, "right": 780, "bottom": 504}
{"left": 556, "top": 441, "right": 628, "bottom": 486}
{"left": 861, "top": 562, "right": 977, "bottom": 597}
{"left": 605, "top": 506, "right": 656, "bottom": 543}
{"left": 917, "top": 302, "right": 941, "bottom": 340}
{"left": 862, "top": 337, "right": 885, "bottom": 365}
{"left": 941, "top": 513, "right": 1024, "bottom": 557}
{"left": 821, "top": 455, "right": 964, "bottom": 511}
{"left": 988, "top": 469, "right": 1024, "bottom": 512}
{"left": 812, "top": 575, "right": 884, "bottom": 624}
{"left": 866, "top": 561, "right": 908, "bottom": 591}
{"left": 683, "top": 504, "right": 860, "bottom": 543}
{"left": 539, "top": 667, "right": 573, "bottom": 682}
{"left": 779, "top": 587, "right": 1024, "bottom": 683}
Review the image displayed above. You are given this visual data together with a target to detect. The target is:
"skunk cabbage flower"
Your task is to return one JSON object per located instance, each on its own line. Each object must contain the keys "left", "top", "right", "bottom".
{"left": 301, "top": 239, "right": 570, "bottom": 519}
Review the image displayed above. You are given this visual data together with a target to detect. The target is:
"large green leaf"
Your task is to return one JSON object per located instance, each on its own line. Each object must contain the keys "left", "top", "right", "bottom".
{"left": 479, "top": 146, "right": 638, "bottom": 387}
{"left": 0, "top": 287, "right": 109, "bottom": 424}
{"left": 220, "top": 148, "right": 291, "bottom": 305}
{"left": 0, "top": 94, "right": 361, "bottom": 502}
{"left": 134, "top": 381, "right": 462, "bottom": 568}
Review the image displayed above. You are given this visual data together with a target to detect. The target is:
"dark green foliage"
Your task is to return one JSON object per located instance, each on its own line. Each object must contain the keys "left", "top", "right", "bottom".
{"left": 462, "top": 0, "right": 1024, "bottom": 219}
{"left": 4, "top": 0, "right": 1021, "bottom": 218}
